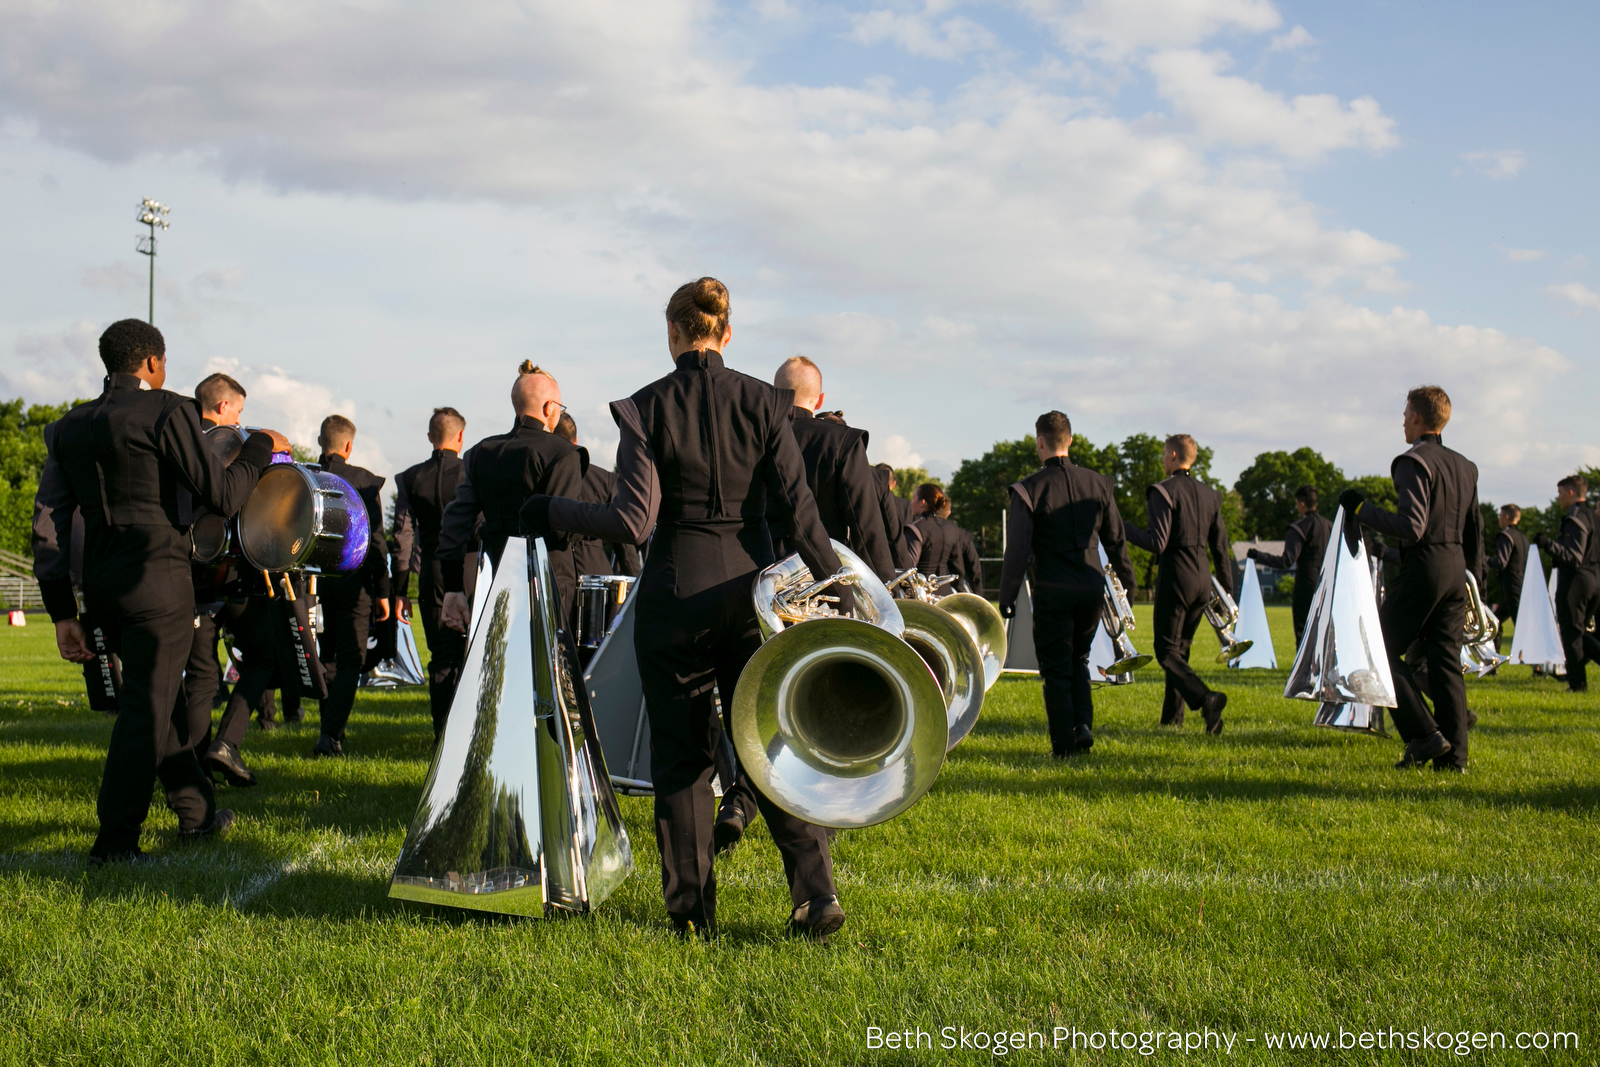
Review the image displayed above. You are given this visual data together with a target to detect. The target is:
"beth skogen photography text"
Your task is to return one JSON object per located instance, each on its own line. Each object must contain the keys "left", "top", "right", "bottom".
{"left": 0, "top": 0, "right": 1595, "bottom": 1063}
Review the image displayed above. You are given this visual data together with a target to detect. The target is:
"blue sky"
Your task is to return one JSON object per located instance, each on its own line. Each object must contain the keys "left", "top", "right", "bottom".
{"left": 0, "top": 0, "right": 1594, "bottom": 506}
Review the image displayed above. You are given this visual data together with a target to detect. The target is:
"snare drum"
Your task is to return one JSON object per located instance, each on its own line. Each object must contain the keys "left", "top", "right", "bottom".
{"left": 576, "top": 575, "right": 636, "bottom": 649}
{"left": 236, "top": 463, "right": 370, "bottom": 574}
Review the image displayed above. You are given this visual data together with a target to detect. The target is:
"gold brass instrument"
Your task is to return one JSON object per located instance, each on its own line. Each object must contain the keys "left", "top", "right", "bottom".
{"left": 1203, "top": 576, "right": 1253, "bottom": 664}
{"left": 732, "top": 543, "right": 948, "bottom": 828}
{"left": 1461, "top": 571, "right": 1508, "bottom": 677}
{"left": 1100, "top": 561, "right": 1154, "bottom": 674}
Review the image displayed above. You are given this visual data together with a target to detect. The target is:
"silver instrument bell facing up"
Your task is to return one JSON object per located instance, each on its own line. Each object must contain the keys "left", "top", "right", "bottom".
{"left": 387, "top": 537, "right": 633, "bottom": 916}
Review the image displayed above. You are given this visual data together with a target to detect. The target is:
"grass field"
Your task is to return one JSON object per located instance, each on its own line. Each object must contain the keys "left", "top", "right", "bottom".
{"left": 1, "top": 604, "right": 1596, "bottom": 1065}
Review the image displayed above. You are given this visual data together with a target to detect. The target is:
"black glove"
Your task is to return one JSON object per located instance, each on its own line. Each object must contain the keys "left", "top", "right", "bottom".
{"left": 1246, "top": 548, "right": 1259, "bottom": 561}
{"left": 519, "top": 494, "right": 554, "bottom": 540}
{"left": 999, "top": 602, "right": 1015, "bottom": 619}
{"left": 1337, "top": 488, "right": 1364, "bottom": 517}
{"left": 1534, "top": 532, "right": 1551, "bottom": 550}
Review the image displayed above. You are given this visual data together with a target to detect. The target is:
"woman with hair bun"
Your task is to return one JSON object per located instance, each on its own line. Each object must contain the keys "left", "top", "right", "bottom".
{"left": 911, "top": 483, "right": 979, "bottom": 591}
{"left": 521, "top": 277, "right": 849, "bottom": 940}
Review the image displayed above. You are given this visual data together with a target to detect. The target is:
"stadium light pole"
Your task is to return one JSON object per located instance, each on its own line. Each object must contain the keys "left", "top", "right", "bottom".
{"left": 135, "top": 199, "right": 171, "bottom": 324}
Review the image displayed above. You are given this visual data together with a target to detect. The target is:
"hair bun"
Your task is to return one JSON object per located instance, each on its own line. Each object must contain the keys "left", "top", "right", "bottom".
{"left": 518, "top": 359, "right": 537, "bottom": 375}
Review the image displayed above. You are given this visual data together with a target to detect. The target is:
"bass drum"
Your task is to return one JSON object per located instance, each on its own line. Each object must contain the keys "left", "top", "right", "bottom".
{"left": 237, "top": 463, "right": 369, "bottom": 574}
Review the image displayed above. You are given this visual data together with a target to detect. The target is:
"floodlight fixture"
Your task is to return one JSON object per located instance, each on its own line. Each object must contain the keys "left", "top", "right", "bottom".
{"left": 134, "top": 198, "right": 171, "bottom": 323}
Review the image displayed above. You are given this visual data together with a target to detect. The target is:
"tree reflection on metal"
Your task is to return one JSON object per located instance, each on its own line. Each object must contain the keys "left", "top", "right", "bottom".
{"left": 1285, "top": 507, "right": 1396, "bottom": 713}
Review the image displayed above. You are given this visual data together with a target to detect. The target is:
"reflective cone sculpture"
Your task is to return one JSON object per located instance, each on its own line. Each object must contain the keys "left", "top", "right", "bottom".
{"left": 1509, "top": 545, "right": 1565, "bottom": 670}
{"left": 1286, "top": 507, "right": 1397, "bottom": 728}
{"left": 1228, "top": 560, "right": 1277, "bottom": 670}
{"left": 389, "top": 537, "right": 633, "bottom": 916}
{"left": 1001, "top": 579, "right": 1039, "bottom": 674}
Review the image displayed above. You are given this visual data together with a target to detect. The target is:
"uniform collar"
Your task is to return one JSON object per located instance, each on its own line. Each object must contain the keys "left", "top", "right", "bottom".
{"left": 202, "top": 416, "right": 218, "bottom": 430}
{"left": 512, "top": 415, "right": 550, "bottom": 436}
{"left": 1171, "top": 467, "right": 1193, "bottom": 477}
{"left": 320, "top": 453, "right": 348, "bottom": 470}
{"left": 792, "top": 406, "right": 814, "bottom": 419}
{"left": 674, "top": 349, "right": 724, "bottom": 372}
{"left": 1044, "top": 455, "right": 1072, "bottom": 469}
{"left": 1415, "top": 432, "right": 1443, "bottom": 446}
{"left": 430, "top": 448, "right": 460, "bottom": 460}
{"left": 105, "top": 373, "right": 145, "bottom": 392}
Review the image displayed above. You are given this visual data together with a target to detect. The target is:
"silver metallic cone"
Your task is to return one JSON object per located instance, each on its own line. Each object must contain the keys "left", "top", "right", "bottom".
{"left": 1285, "top": 507, "right": 1397, "bottom": 708}
{"left": 1312, "top": 702, "right": 1388, "bottom": 735}
{"left": 1001, "top": 579, "right": 1039, "bottom": 674}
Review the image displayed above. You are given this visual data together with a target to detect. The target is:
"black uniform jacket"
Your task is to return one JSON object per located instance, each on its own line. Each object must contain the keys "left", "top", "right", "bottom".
{"left": 999, "top": 456, "right": 1135, "bottom": 606}
{"left": 437, "top": 415, "right": 585, "bottom": 603}
{"left": 318, "top": 453, "right": 392, "bottom": 601}
{"left": 914, "top": 514, "right": 982, "bottom": 590}
{"left": 1544, "top": 503, "right": 1600, "bottom": 591}
{"left": 571, "top": 454, "right": 642, "bottom": 578}
{"left": 1125, "top": 468, "right": 1234, "bottom": 599}
{"left": 1355, "top": 434, "right": 1485, "bottom": 584}
{"left": 872, "top": 467, "right": 919, "bottom": 569}
{"left": 1254, "top": 511, "right": 1332, "bottom": 592}
{"left": 772, "top": 408, "right": 894, "bottom": 581}
{"left": 32, "top": 374, "right": 273, "bottom": 622}
{"left": 541, "top": 349, "right": 843, "bottom": 605}
{"left": 1490, "top": 525, "right": 1529, "bottom": 602}
{"left": 390, "top": 447, "right": 468, "bottom": 589}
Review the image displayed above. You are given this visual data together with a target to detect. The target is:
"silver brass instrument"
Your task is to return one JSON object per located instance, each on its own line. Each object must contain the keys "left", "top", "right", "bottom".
{"left": 1100, "top": 560, "right": 1153, "bottom": 675}
{"left": 388, "top": 537, "right": 633, "bottom": 916}
{"left": 1203, "top": 576, "right": 1253, "bottom": 664}
{"left": 733, "top": 543, "right": 948, "bottom": 828}
{"left": 1461, "top": 571, "right": 1508, "bottom": 677}
{"left": 886, "top": 570, "right": 1007, "bottom": 691}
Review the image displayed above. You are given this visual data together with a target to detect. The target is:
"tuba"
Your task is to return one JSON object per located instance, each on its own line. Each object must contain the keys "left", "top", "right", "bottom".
{"left": 732, "top": 544, "right": 949, "bottom": 828}
{"left": 886, "top": 571, "right": 1007, "bottom": 691}
{"left": 1461, "top": 571, "right": 1508, "bottom": 677}
{"left": 388, "top": 538, "right": 633, "bottom": 916}
{"left": 1203, "top": 576, "right": 1253, "bottom": 664}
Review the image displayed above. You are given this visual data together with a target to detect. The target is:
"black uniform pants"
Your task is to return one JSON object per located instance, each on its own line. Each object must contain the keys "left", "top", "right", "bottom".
{"left": 1032, "top": 587, "right": 1102, "bottom": 751}
{"left": 1291, "top": 584, "right": 1315, "bottom": 648}
{"left": 1557, "top": 570, "right": 1600, "bottom": 692}
{"left": 177, "top": 610, "right": 221, "bottom": 758}
{"left": 419, "top": 554, "right": 470, "bottom": 739}
{"left": 87, "top": 593, "right": 217, "bottom": 856}
{"left": 216, "top": 598, "right": 277, "bottom": 747}
{"left": 1380, "top": 547, "right": 1469, "bottom": 766}
{"left": 318, "top": 581, "right": 371, "bottom": 741}
{"left": 1494, "top": 591, "right": 1520, "bottom": 654}
{"left": 634, "top": 579, "right": 835, "bottom": 929}
{"left": 1152, "top": 580, "right": 1214, "bottom": 724}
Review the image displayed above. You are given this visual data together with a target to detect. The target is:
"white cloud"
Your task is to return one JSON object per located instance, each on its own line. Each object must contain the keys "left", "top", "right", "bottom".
{"left": 875, "top": 434, "right": 925, "bottom": 469}
{"left": 1459, "top": 150, "right": 1526, "bottom": 180}
{"left": 1148, "top": 49, "right": 1397, "bottom": 159}
{"left": 1, "top": 321, "right": 105, "bottom": 401}
{"left": 1268, "top": 25, "right": 1315, "bottom": 52}
{"left": 198, "top": 357, "right": 390, "bottom": 475}
{"left": 1496, "top": 245, "right": 1546, "bottom": 263}
{"left": 1548, "top": 283, "right": 1600, "bottom": 312}
{"left": 850, "top": 5, "right": 998, "bottom": 60}
{"left": 1021, "top": 0, "right": 1281, "bottom": 58}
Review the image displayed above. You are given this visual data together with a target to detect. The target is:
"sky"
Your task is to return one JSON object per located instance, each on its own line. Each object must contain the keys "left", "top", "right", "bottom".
{"left": 0, "top": 0, "right": 1595, "bottom": 505}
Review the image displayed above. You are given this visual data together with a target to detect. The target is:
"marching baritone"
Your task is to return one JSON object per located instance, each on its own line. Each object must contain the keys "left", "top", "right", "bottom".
{"left": 519, "top": 277, "right": 848, "bottom": 940}
{"left": 1490, "top": 504, "right": 1528, "bottom": 654}
{"left": 1247, "top": 485, "right": 1332, "bottom": 646}
{"left": 32, "top": 320, "right": 288, "bottom": 864}
{"left": 311, "top": 415, "right": 392, "bottom": 758}
{"left": 1342, "top": 385, "right": 1484, "bottom": 771}
{"left": 1535, "top": 475, "right": 1600, "bottom": 693}
{"left": 999, "top": 411, "right": 1137, "bottom": 757}
{"left": 391, "top": 406, "right": 477, "bottom": 742}
{"left": 1124, "top": 434, "right": 1234, "bottom": 733}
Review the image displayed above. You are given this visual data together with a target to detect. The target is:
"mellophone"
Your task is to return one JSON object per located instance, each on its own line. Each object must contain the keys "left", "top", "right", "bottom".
{"left": 190, "top": 424, "right": 370, "bottom": 581}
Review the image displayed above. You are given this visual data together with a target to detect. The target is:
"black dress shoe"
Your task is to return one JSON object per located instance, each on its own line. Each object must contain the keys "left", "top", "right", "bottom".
{"left": 256, "top": 717, "right": 277, "bottom": 733}
{"left": 87, "top": 848, "right": 151, "bottom": 869}
{"left": 1201, "top": 692, "right": 1226, "bottom": 735}
{"left": 1432, "top": 761, "right": 1467, "bottom": 774}
{"left": 1465, "top": 710, "right": 1479, "bottom": 730}
{"left": 178, "top": 808, "right": 235, "bottom": 841}
{"left": 312, "top": 734, "right": 343, "bottom": 758}
{"left": 1395, "top": 730, "right": 1452, "bottom": 769}
{"left": 714, "top": 801, "right": 746, "bottom": 855}
{"left": 1074, "top": 725, "right": 1094, "bottom": 752}
{"left": 787, "top": 894, "right": 846, "bottom": 941}
{"left": 282, "top": 704, "right": 305, "bottom": 725}
{"left": 205, "top": 741, "right": 257, "bottom": 787}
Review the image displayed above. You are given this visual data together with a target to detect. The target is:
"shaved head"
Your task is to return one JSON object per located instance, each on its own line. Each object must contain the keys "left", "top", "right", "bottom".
{"left": 511, "top": 367, "right": 565, "bottom": 433}
{"left": 774, "top": 355, "right": 823, "bottom": 409}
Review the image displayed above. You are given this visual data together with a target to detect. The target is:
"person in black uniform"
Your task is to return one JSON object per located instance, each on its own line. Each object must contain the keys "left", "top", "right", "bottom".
{"left": 1247, "top": 485, "right": 1332, "bottom": 647}
{"left": 437, "top": 364, "right": 585, "bottom": 635}
{"left": 1125, "top": 434, "right": 1233, "bottom": 733}
{"left": 554, "top": 412, "right": 642, "bottom": 580}
{"left": 521, "top": 277, "right": 847, "bottom": 940}
{"left": 874, "top": 463, "right": 921, "bottom": 569}
{"left": 998, "top": 411, "right": 1136, "bottom": 756}
{"left": 1343, "top": 385, "right": 1484, "bottom": 771}
{"left": 912, "top": 485, "right": 979, "bottom": 588}
{"left": 390, "top": 406, "right": 477, "bottom": 741}
{"left": 768, "top": 357, "right": 894, "bottom": 581}
{"left": 31, "top": 320, "right": 286, "bottom": 864}
{"left": 311, "top": 415, "right": 392, "bottom": 757}
{"left": 1490, "top": 503, "right": 1528, "bottom": 653}
{"left": 948, "top": 503, "right": 984, "bottom": 593}
{"left": 1536, "top": 475, "right": 1600, "bottom": 692}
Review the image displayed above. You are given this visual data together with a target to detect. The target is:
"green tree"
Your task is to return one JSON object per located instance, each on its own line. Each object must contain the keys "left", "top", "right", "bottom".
{"left": 0, "top": 397, "right": 81, "bottom": 557}
{"left": 890, "top": 467, "right": 938, "bottom": 500}
{"left": 948, "top": 437, "right": 1039, "bottom": 551}
{"left": 1233, "top": 448, "right": 1346, "bottom": 540}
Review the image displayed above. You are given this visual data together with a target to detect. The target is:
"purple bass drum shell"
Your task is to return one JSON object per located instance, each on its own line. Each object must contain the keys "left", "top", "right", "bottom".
{"left": 237, "top": 464, "right": 369, "bottom": 575}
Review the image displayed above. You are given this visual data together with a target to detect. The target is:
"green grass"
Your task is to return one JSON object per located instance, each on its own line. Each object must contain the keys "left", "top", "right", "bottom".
{"left": 1, "top": 606, "right": 1596, "bottom": 1065}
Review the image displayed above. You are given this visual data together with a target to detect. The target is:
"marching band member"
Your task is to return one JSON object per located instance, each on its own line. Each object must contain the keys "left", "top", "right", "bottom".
{"left": 873, "top": 463, "right": 921, "bottom": 569}
{"left": 1125, "top": 434, "right": 1233, "bottom": 734}
{"left": 1490, "top": 504, "right": 1528, "bottom": 654}
{"left": 912, "top": 486, "right": 980, "bottom": 590}
{"left": 1247, "top": 486, "right": 1331, "bottom": 646}
{"left": 1536, "top": 475, "right": 1600, "bottom": 693}
{"left": 32, "top": 321, "right": 286, "bottom": 864}
{"left": 1343, "top": 386, "right": 1484, "bottom": 771}
{"left": 311, "top": 416, "right": 391, "bottom": 758}
{"left": 391, "top": 407, "right": 475, "bottom": 742}
{"left": 999, "top": 412, "right": 1136, "bottom": 756}
{"left": 520, "top": 278, "right": 847, "bottom": 940}
{"left": 554, "top": 412, "right": 641, "bottom": 580}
